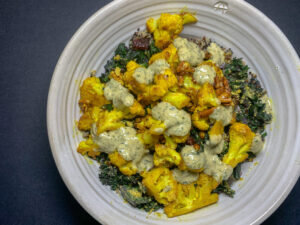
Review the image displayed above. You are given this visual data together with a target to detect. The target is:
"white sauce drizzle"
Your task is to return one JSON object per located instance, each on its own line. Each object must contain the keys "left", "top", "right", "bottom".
{"left": 104, "top": 79, "right": 134, "bottom": 109}
{"left": 209, "top": 106, "right": 233, "bottom": 126}
{"left": 91, "top": 125, "right": 146, "bottom": 164}
{"left": 181, "top": 145, "right": 232, "bottom": 182}
{"left": 173, "top": 37, "right": 204, "bottom": 66}
{"left": 207, "top": 42, "right": 225, "bottom": 66}
{"left": 172, "top": 168, "right": 199, "bottom": 184}
{"left": 137, "top": 154, "right": 154, "bottom": 172}
{"left": 193, "top": 64, "right": 216, "bottom": 85}
{"left": 152, "top": 102, "right": 191, "bottom": 136}
{"left": 133, "top": 59, "right": 170, "bottom": 84}
{"left": 249, "top": 133, "right": 264, "bottom": 154}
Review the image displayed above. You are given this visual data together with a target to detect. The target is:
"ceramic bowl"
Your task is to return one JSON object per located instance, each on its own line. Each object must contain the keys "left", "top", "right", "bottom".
{"left": 47, "top": 0, "right": 300, "bottom": 224}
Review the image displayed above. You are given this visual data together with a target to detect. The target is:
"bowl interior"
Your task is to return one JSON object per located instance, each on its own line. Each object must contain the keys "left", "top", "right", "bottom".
{"left": 47, "top": 0, "right": 300, "bottom": 224}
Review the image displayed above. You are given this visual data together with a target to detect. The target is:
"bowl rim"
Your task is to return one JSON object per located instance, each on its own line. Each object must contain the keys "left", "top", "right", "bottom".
{"left": 47, "top": 0, "right": 300, "bottom": 224}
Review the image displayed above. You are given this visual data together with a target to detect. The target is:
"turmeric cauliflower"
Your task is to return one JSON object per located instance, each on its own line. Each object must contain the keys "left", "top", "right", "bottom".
{"left": 147, "top": 12, "right": 197, "bottom": 49}
{"left": 223, "top": 122, "right": 255, "bottom": 168}
{"left": 142, "top": 167, "right": 178, "bottom": 205}
{"left": 164, "top": 173, "right": 219, "bottom": 217}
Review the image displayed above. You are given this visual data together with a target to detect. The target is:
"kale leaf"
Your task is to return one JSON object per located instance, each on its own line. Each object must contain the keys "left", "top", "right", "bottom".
{"left": 99, "top": 40, "right": 161, "bottom": 83}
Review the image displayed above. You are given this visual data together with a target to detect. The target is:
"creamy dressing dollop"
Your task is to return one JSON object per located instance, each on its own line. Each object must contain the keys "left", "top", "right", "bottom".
{"left": 207, "top": 42, "right": 225, "bottom": 66}
{"left": 204, "top": 134, "right": 224, "bottom": 155}
{"left": 249, "top": 133, "right": 264, "bottom": 154}
{"left": 173, "top": 37, "right": 204, "bottom": 66}
{"left": 209, "top": 106, "right": 233, "bottom": 126}
{"left": 152, "top": 102, "right": 191, "bottom": 136}
{"left": 91, "top": 125, "right": 146, "bottom": 164}
{"left": 193, "top": 64, "right": 216, "bottom": 85}
{"left": 133, "top": 59, "right": 170, "bottom": 84}
{"left": 181, "top": 144, "right": 232, "bottom": 182}
{"left": 137, "top": 154, "right": 154, "bottom": 172}
{"left": 104, "top": 79, "right": 134, "bottom": 109}
{"left": 172, "top": 168, "right": 199, "bottom": 184}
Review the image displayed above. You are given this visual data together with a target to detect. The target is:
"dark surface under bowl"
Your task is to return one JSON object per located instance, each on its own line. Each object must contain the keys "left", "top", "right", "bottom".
{"left": 0, "top": 0, "right": 299, "bottom": 224}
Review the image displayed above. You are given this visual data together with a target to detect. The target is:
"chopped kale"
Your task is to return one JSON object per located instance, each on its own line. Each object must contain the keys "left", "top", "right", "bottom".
{"left": 101, "top": 104, "right": 114, "bottom": 112}
{"left": 247, "top": 151, "right": 256, "bottom": 161}
{"left": 190, "top": 127, "right": 209, "bottom": 152}
{"left": 212, "top": 181, "right": 235, "bottom": 197}
{"left": 233, "top": 163, "right": 242, "bottom": 180}
{"left": 224, "top": 57, "right": 249, "bottom": 80}
{"left": 190, "top": 128, "right": 201, "bottom": 145}
{"left": 218, "top": 140, "right": 229, "bottom": 160}
{"left": 97, "top": 153, "right": 162, "bottom": 212}
{"left": 145, "top": 41, "right": 161, "bottom": 58}
{"left": 99, "top": 41, "right": 161, "bottom": 83}
{"left": 224, "top": 58, "right": 272, "bottom": 133}
{"left": 120, "top": 186, "right": 163, "bottom": 212}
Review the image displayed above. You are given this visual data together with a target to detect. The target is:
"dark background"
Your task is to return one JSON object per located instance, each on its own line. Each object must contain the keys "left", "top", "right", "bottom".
{"left": 0, "top": 0, "right": 299, "bottom": 224}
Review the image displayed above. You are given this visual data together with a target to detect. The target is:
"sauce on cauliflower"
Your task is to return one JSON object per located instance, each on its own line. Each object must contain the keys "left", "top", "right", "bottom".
{"left": 152, "top": 102, "right": 191, "bottom": 136}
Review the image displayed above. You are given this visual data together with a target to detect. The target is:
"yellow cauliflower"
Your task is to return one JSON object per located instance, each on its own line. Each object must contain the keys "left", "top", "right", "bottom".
{"left": 164, "top": 173, "right": 219, "bottom": 217}
{"left": 192, "top": 110, "right": 210, "bottom": 131}
{"left": 124, "top": 61, "right": 178, "bottom": 104}
{"left": 162, "top": 91, "right": 190, "bottom": 109}
{"left": 149, "top": 44, "right": 179, "bottom": 71}
{"left": 171, "top": 134, "right": 189, "bottom": 143}
{"left": 109, "top": 151, "right": 137, "bottom": 176}
{"left": 164, "top": 135, "right": 177, "bottom": 149}
{"left": 209, "top": 120, "right": 224, "bottom": 136}
{"left": 223, "top": 122, "right": 255, "bottom": 168}
{"left": 109, "top": 67, "right": 124, "bottom": 85}
{"left": 78, "top": 106, "right": 101, "bottom": 131}
{"left": 154, "top": 144, "right": 182, "bottom": 167}
{"left": 77, "top": 137, "right": 100, "bottom": 158}
{"left": 137, "top": 131, "right": 160, "bottom": 148}
{"left": 124, "top": 100, "right": 145, "bottom": 118}
{"left": 146, "top": 13, "right": 197, "bottom": 49}
{"left": 197, "top": 82, "right": 220, "bottom": 110}
{"left": 95, "top": 109, "right": 124, "bottom": 135}
{"left": 142, "top": 167, "right": 178, "bottom": 205}
{"left": 78, "top": 77, "right": 109, "bottom": 112}
{"left": 135, "top": 115, "right": 166, "bottom": 135}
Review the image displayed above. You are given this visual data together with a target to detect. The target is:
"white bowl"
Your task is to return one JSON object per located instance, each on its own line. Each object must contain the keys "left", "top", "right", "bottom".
{"left": 47, "top": 0, "right": 300, "bottom": 224}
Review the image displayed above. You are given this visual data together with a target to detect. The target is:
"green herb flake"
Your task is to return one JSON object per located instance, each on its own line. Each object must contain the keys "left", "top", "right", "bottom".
{"left": 102, "top": 104, "right": 114, "bottom": 112}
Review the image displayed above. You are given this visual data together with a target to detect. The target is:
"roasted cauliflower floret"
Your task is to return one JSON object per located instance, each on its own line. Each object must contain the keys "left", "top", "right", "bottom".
{"left": 154, "top": 144, "right": 182, "bottom": 167}
{"left": 109, "top": 151, "right": 137, "bottom": 176}
{"left": 77, "top": 137, "right": 100, "bottom": 158}
{"left": 209, "top": 120, "right": 224, "bottom": 136}
{"left": 109, "top": 67, "right": 124, "bottom": 84}
{"left": 164, "top": 173, "right": 219, "bottom": 217}
{"left": 78, "top": 77, "right": 109, "bottom": 112}
{"left": 197, "top": 82, "right": 220, "bottom": 110}
{"left": 149, "top": 44, "right": 179, "bottom": 70}
{"left": 135, "top": 115, "right": 166, "bottom": 135}
{"left": 128, "top": 100, "right": 146, "bottom": 117}
{"left": 137, "top": 130, "right": 160, "bottom": 148}
{"left": 223, "top": 122, "right": 255, "bottom": 168}
{"left": 95, "top": 109, "right": 124, "bottom": 135}
{"left": 192, "top": 109, "right": 210, "bottom": 131}
{"left": 78, "top": 106, "right": 101, "bottom": 131}
{"left": 142, "top": 167, "right": 178, "bottom": 205}
{"left": 124, "top": 61, "right": 178, "bottom": 104}
{"left": 146, "top": 13, "right": 197, "bottom": 49}
{"left": 162, "top": 91, "right": 190, "bottom": 109}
